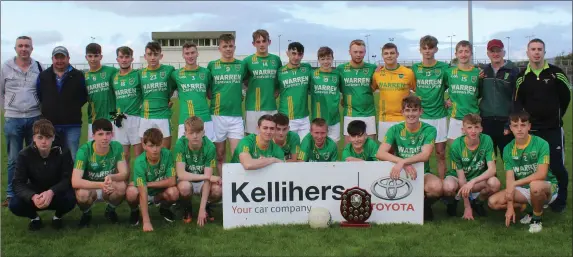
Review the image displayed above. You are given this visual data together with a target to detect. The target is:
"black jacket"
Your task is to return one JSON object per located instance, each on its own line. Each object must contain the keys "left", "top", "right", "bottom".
{"left": 12, "top": 143, "right": 74, "bottom": 203}
{"left": 515, "top": 62, "right": 571, "bottom": 130}
{"left": 36, "top": 65, "right": 87, "bottom": 126}
{"left": 478, "top": 60, "right": 520, "bottom": 119}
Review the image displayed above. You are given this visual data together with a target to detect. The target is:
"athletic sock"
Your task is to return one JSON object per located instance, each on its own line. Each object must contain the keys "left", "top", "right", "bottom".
{"left": 532, "top": 211, "right": 543, "bottom": 221}
{"left": 31, "top": 216, "right": 40, "bottom": 221}
{"left": 106, "top": 203, "right": 117, "bottom": 211}
{"left": 53, "top": 215, "right": 61, "bottom": 220}
{"left": 425, "top": 197, "right": 438, "bottom": 206}
{"left": 524, "top": 204, "right": 533, "bottom": 215}
{"left": 131, "top": 206, "right": 140, "bottom": 213}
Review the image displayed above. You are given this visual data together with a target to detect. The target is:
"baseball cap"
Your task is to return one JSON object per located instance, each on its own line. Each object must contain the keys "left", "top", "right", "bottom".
{"left": 52, "top": 46, "right": 69, "bottom": 57}
{"left": 487, "top": 39, "right": 504, "bottom": 50}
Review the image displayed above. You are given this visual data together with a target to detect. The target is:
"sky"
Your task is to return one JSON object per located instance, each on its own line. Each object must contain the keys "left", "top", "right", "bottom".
{"left": 1, "top": 1, "right": 571, "bottom": 65}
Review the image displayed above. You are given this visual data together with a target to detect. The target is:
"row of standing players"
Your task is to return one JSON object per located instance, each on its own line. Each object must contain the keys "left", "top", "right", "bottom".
{"left": 8, "top": 31, "right": 570, "bottom": 233}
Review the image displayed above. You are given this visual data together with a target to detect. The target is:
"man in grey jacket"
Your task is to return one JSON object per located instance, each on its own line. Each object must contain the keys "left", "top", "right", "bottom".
{"left": 478, "top": 39, "right": 519, "bottom": 157}
{"left": 0, "top": 36, "right": 43, "bottom": 207}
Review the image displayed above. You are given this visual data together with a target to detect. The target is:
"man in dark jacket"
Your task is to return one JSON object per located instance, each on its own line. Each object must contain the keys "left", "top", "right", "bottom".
{"left": 36, "top": 46, "right": 87, "bottom": 160}
{"left": 479, "top": 39, "right": 520, "bottom": 156}
{"left": 515, "top": 38, "right": 571, "bottom": 212}
{"left": 9, "top": 119, "right": 76, "bottom": 231}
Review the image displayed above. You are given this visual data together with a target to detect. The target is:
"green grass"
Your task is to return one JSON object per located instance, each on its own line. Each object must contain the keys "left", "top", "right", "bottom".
{"left": 1, "top": 96, "right": 572, "bottom": 256}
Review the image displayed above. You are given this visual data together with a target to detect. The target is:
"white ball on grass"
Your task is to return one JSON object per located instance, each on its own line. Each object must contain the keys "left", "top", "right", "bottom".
{"left": 308, "top": 207, "right": 332, "bottom": 229}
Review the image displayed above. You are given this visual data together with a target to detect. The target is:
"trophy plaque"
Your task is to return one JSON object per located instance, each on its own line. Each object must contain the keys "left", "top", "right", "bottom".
{"left": 340, "top": 186, "right": 372, "bottom": 227}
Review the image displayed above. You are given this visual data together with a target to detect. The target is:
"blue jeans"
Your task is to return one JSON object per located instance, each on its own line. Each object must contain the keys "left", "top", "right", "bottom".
{"left": 4, "top": 116, "right": 40, "bottom": 198}
{"left": 54, "top": 126, "right": 81, "bottom": 160}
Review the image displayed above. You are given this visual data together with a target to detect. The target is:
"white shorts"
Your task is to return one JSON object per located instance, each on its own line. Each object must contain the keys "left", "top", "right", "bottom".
{"left": 378, "top": 121, "right": 401, "bottom": 142}
{"left": 343, "top": 116, "right": 376, "bottom": 136}
{"left": 290, "top": 116, "right": 310, "bottom": 140}
{"left": 245, "top": 110, "right": 278, "bottom": 134}
{"left": 445, "top": 176, "right": 482, "bottom": 200}
{"left": 177, "top": 121, "right": 215, "bottom": 141}
{"left": 87, "top": 123, "right": 119, "bottom": 141}
{"left": 212, "top": 115, "right": 244, "bottom": 143}
{"left": 515, "top": 183, "right": 558, "bottom": 206}
{"left": 138, "top": 118, "right": 171, "bottom": 138}
{"left": 114, "top": 115, "right": 142, "bottom": 145}
{"left": 447, "top": 118, "right": 463, "bottom": 140}
{"left": 192, "top": 181, "right": 205, "bottom": 195}
{"left": 328, "top": 123, "right": 341, "bottom": 142}
{"left": 421, "top": 117, "right": 448, "bottom": 143}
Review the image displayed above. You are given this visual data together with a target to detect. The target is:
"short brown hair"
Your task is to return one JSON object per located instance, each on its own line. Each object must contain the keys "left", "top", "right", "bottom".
{"left": 317, "top": 46, "right": 333, "bottom": 59}
{"left": 311, "top": 118, "right": 327, "bottom": 127}
{"left": 527, "top": 38, "right": 545, "bottom": 49}
{"left": 182, "top": 42, "right": 197, "bottom": 50}
{"left": 184, "top": 116, "right": 204, "bottom": 133}
{"left": 116, "top": 46, "right": 133, "bottom": 57}
{"left": 33, "top": 119, "right": 55, "bottom": 138}
{"left": 455, "top": 40, "right": 472, "bottom": 53}
{"left": 145, "top": 41, "right": 162, "bottom": 53}
{"left": 252, "top": 29, "right": 269, "bottom": 42}
{"left": 258, "top": 114, "right": 275, "bottom": 127}
{"left": 273, "top": 113, "right": 289, "bottom": 126}
{"left": 462, "top": 114, "right": 482, "bottom": 126}
{"left": 142, "top": 128, "right": 163, "bottom": 146}
{"left": 219, "top": 33, "right": 235, "bottom": 44}
{"left": 349, "top": 39, "right": 365, "bottom": 49}
{"left": 402, "top": 95, "right": 422, "bottom": 110}
{"left": 509, "top": 110, "right": 530, "bottom": 123}
{"left": 16, "top": 36, "right": 32, "bottom": 41}
{"left": 382, "top": 43, "right": 398, "bottom": 52}
{"left": 420, "top": 35, "right": 438, "bottom": 49}
{"left": 86, "top": 43, "right": 102, "bottom": 55}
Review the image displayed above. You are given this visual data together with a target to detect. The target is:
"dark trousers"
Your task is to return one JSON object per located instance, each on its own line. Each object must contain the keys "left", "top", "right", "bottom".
{"left": 531, "top": 128, "right": 568, "bottom": 206}
{"left": 9, "top": 190, "right": 76, "bottom": 219}
{"left": 481, "top": 118, "right": 514, "bottom": 157}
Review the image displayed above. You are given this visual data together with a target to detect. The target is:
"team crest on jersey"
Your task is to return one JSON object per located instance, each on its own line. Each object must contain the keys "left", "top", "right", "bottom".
{"left": 129, "top": 77, "right": 135, "bottom": 85}
{"left": 332, "top": 76, "right": 338, "bottom": 83}
{"left": 199, "top": 73, "right": 205, "bottom": 80}
{"left": 301, "top": 67, "right": 307, "bottom": 73}
{"left": 235, "top": 64, "right": 241, "bottom": 71}
{"left": 323, "top": 77, "right": 329, "bottom": 83}
{"left": 435, "top": 69, "right": 441, "bottom": 76}
{"left": 113, "top": 75, "right": 119, "bottom": 84}
{"left": 398, "top": 74, "right": 404, "bottom": 79}
{"left": 271, "top": 60, "right": 277, "bottom": 66}
{"left": 160, "top": 71, "right": 166, "bottom": 79}
{"left": 530, "top": 151, "right": 537, "bottom": 160}
{"left": 101, "top": 72, "right": 107, "bottom": 79}
{"left": 417, "top": 67, "right": 423, "bottom": 73}
{"left": 178, "top": 69, "right": 186, "bottom": 78}
{"left": 426, "top": 71, "right": 432, "bottom": 77}
{"left": 364, "top": 68, "right": 370, "bottom": 74}
{"left": 471, "top": 76, "right": 477, "bottom": 83}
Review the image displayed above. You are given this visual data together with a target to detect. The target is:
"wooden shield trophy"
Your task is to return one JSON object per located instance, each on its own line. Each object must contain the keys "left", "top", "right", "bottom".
{"left": 340, "top": 186, "right": 372, "bottom": 227}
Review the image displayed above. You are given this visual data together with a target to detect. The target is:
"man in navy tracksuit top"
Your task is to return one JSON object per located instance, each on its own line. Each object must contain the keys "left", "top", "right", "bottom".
{"left": 36, "top": 46, "right": 87, "bottom": 160}
{"left": 514, "top": 38, "right": 571, "bottom": 212}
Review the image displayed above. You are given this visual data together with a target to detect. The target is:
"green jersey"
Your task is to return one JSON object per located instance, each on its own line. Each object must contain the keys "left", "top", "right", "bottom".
{"left": 298, "top": 134, "right": 338, "bottom": 162}
{"left": 336, "top": 62, "right": 377, "bottom": 117}
{"left": 244, "top": 54, "right": 282, "bottom": 111}
{"left": 85, "top": 66, "right": 118, "bottom": 123}
{"left": 174, "top": 136, "right": 216, "bottom": 174}
{"left": 74, "top": 141, "right": 125, "bottom": 181}
{"left": 111, "top": 69, "right": 142, "bottom": 116}
{"left": 341, "top": 137, "right": 379, "bottom": 161}
{"left": 277, "top": 63, "right": 312, "bottom": 120}
{"left": 207, "top": 59, "right": 247, "bottom": 117}
{"left": 133, "top": 148, "right": 175, "bottom": 196}
{"left": 503, "top": 135, "right": 558, "bottom": 189}
{"left": 274, "top": 131, "right": 301, "bottom": 160}
{"left": 412, "top": 61, "right": 449, "bottom": 119}
{"left": 310, "top": 68, "right": 341, "bottom": 126}
{"left": 383, "top": 122, "right": 437, "bottom": 173}
{"left": 140, "top": 65, "right": 176, "bottom": 119}
{"left": 447, "top": 134, "right": 495, "bottom": 180}
{"left": 230, "top": 134, "right": 285, "bottom": 163}
{"left": 171, "top": 66, "right": 212, "bottom": 124}
{"left": 445, "top": 66, "right": 481, "bottom": 120}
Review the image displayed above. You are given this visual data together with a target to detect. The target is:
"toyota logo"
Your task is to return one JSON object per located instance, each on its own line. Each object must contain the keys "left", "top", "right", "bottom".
{"left": 370, "top": 177, "right": 413, "bottom": 200}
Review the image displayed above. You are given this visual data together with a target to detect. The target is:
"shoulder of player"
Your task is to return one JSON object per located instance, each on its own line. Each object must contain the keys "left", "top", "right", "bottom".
{"left": 531, "top": 135, "right": 549, "bottom": 148}
{"left": 479, "top": 133, "right": 494, "bottom": 145}
{"left": 420, "top": 121, "right": 437, "bottom": 132}
{"left": 160, "top": 147, "right": 174, "bottom": 159}
{"left": 110, "top": 141, "right": 124, "bottom": 151}
{"left": 77, "top": 141, "right": 93, "bottom": 153}
{"left": 288, "top": 130, "right": 301, "bottom": 141}
{"left": 202, "top": 136, "right": 216, "bottom": 149}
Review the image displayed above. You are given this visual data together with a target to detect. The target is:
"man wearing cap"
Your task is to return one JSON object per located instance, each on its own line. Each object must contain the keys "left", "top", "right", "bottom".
{"left": 36, "top": 46, "right": 87, "bottom": 160}
{"left": 0, "top": 36, "right": 44, "bottom": 207}
{"left": 478, "top": 39, "right": 520, "bottom": 158}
